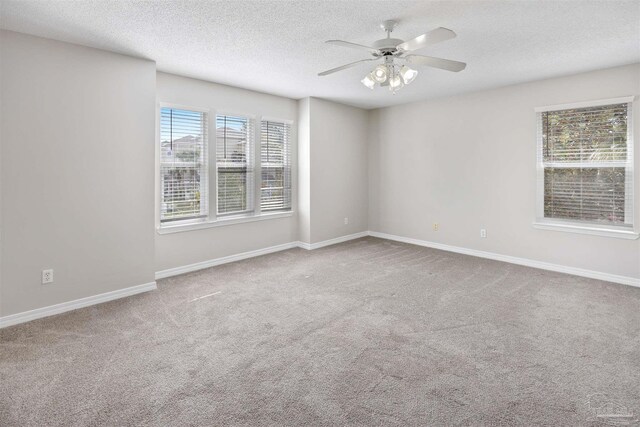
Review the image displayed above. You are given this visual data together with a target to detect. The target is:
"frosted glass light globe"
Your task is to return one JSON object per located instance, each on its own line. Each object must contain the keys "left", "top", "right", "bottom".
{"left": 361, "top": 73, "right": 376, "bottom": 89}
{"left": 372, "top": 65, "right": 389, "bottom": 83}
{"left": 389, "top": 74, "right": 403, "bottom": 89}
{"left": 400, "top": 65, "right": 418, "bottom": 84}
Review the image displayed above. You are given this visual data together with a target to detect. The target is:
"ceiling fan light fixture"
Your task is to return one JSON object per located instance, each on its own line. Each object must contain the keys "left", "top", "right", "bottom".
{"left": 372, "top": 64, "right": 389, "bottom": 83}
{"left": 361, "top": 73, "right": 376, "bottom": 89}
{"left": 389, "top": 74, "right": 403, "bottom": 90}
{"left": 400, "top": 65, "right": 418, "bottom": 84}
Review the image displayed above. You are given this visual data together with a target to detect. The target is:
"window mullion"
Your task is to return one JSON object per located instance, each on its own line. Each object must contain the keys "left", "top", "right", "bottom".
{"left": 254, "top": 117, "right": 262, "bottom": 216}
{"left": 208, "top": 110, "right": 217, "bottom": 221}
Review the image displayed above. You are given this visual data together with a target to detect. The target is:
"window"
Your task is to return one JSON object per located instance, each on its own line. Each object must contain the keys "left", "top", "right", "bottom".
{"left": 160, "top": 107, "right": 208, "bottom": 223}
{"left": 216, "top": 115, "right": 254, "bottom": 216}
{"left": 158, "top": 106, "right": 293, "bottom": 232}
{"left": 535, "top": 97, "right": 636, "bottom": 237}
{"left": 261, "top": 120, "right": 292, "bottom": 212}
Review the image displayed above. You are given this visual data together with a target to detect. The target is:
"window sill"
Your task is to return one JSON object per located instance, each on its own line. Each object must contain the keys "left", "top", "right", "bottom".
{"left": 532, "top": 222, "right": 639, "bottom": 240}
{"left": 157, "top": 211, "right": 294, "bottom": 235}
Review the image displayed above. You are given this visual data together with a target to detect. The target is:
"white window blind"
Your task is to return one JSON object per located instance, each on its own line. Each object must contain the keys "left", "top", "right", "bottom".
{"left": 216, "top": 115, "right": 254, "bottom": 215}
{"left": 160, "top": 107, "right": 208, "bottom": 223}
{"left": 537, "top": 100, "right": 633, "bottom": 228}
{"left": 260, "top": 120, "right": 292, "bottom": 212}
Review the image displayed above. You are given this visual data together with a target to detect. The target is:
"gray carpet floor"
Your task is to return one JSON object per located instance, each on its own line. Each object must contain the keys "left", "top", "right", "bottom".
{"left": 1, "top": 237, "right": 639, "bottom": 426}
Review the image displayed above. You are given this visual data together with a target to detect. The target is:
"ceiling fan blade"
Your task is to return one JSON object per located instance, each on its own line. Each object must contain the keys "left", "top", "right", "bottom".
{"left": 318, "top": 59, "right": 376, "bottom": 76}
{"left": 405, "top": 55, "right": 466, "bottom": 72}
{"left": 397, "top": 27, "right": 456, "bottom": 52}
{"left": 326, "top": 40, "right": 379, "bottom": 54}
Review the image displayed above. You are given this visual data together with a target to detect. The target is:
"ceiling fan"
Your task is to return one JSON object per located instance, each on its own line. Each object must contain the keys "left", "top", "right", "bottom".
{"left": 318, "top": 20, "right": 466, "bottom": 93}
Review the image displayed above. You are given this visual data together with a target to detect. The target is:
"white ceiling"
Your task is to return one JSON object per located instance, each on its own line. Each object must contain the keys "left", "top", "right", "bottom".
{"left": 1, "top": 0, "right": 639, "bottom": 109}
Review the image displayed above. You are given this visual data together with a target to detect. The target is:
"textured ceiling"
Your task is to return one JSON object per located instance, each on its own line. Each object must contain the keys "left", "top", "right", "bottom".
{"left": 1, "top": 0, "right": 639, "bottom": 109}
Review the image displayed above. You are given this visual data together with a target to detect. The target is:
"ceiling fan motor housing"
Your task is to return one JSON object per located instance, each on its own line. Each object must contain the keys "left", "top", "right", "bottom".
{"left": 372, "top": 38, "right": 404, "bottom": 55}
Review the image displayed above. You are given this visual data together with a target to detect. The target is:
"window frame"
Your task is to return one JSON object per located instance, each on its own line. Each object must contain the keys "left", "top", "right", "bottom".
{"left": 215, "top": 112, "right": 256, "bottom": 218}
{"left": 158, "top": 103, "right": 210, "bottom": 225}
{"left": 260, "top": 116, "right": 293, "bottom": 213}
{"left": 156, "top": 104, "right": 294, "bottom": 234}
{"left": 533, "top": 96, "right": 638, "bottom": 240}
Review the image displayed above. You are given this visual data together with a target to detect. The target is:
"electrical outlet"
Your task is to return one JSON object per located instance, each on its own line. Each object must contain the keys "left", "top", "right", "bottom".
{"left": 42, "top": 269, "right": 54, "bottom": 284}
{"left": 344, "top": 217, "right": 349, "bottom": 225}
{"left": 433, "top": 223, "right": 439, "bottom": 231}
{"left": 480, "top": 229, "right": 487, "bottom": 238}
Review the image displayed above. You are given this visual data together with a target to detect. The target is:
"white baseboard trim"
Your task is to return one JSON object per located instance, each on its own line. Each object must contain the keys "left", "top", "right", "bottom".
{"left": 368, "top": 231, "right": 640, "bottom": 288}
{"left": 157, "top": 231, "right": 370, "bottom": 279}
{"left": 0, "top": 281, "right": 157, "bottom": 329}
{"left": 5, "top": 230, "right": 636, "bottom": 329}
{"left": 155, "top": 242, "right": 300, "bottom": 280}
{"left": 298, "top": 231, "right": 369, "bottom": 251}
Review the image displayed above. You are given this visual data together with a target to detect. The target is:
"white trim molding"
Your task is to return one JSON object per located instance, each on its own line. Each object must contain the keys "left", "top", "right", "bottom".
{"left": 157, "top": 229, "right": 638, "bottom": 286}
{"left": 155, "top": 242, "right": 300, "bottom": 279}
{"left": 368, "top": 231, "right": 640, "bottom": 288}
{"left": 7, "top": 229, "right": 636, "bottom": 329}
{"left": 157, "top": 211, "right": 294, "bottom": 235}
{"left": 156, "top": 231, "right": 370, "bottom": 279}
{"left": 297, "top": 231, "right": 369, "bottom": 250}
{"left": 0, "top": 281, "right": 157, "bottom": 329}
{"left": 534, "top": 96, "right": 635, "bottom": 113}
{"left": 532, "top": 222, "right": 639, "bottom": 239}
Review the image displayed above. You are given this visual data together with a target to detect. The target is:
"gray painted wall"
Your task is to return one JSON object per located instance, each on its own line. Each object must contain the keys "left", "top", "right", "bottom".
{"left": 369, "top": 64, "right": 640, "bottom": 279}
{"left": 298, "top": 98, "right": 370, "bottom": 244}
{"left": 0, "top": 31, "right": 157, "bottom": 316}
